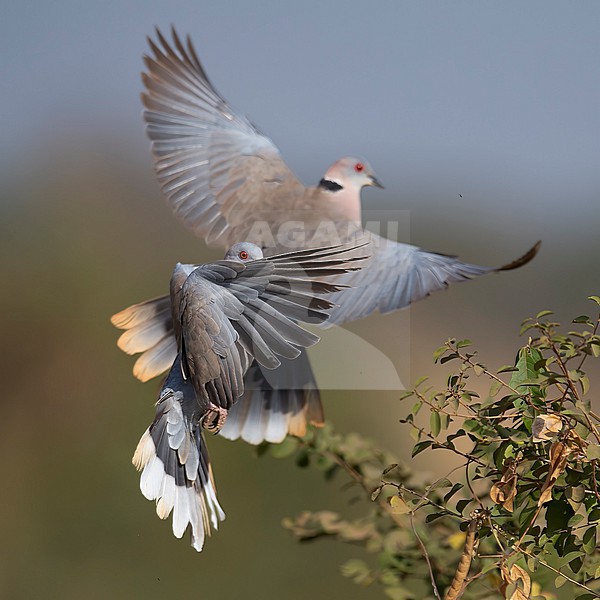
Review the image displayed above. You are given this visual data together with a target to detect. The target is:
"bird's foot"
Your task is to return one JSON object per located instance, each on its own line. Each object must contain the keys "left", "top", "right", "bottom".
{"left": 203, "top": 405, "right": 229, "bottom": 433}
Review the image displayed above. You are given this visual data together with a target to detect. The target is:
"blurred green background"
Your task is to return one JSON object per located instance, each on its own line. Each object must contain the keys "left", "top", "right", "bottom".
{"left": 1, "top": 2, "right": 599, "bottom": 598}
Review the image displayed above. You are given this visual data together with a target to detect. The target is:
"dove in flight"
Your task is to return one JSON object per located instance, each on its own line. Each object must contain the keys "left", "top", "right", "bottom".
{"left": 131, "top": 242, "right": 365, "bottom": 550}
{"left": 113, "top": 27, "right": 540, "bottom": 445}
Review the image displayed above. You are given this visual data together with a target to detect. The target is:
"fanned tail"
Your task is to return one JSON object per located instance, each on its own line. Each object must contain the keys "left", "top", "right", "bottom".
{"left": 220, "top": 351, "right": 324, "bottom": 445}
{"left": 133, "top": 375, "right": 225, "bottom": 551}
{"left": 111, "top": 295, "right": 177, "bottom": 382}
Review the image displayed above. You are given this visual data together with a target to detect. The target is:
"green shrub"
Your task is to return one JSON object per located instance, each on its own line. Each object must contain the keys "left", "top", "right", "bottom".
{"left": 264, "top": 297, "right": 600, "bottom": 600}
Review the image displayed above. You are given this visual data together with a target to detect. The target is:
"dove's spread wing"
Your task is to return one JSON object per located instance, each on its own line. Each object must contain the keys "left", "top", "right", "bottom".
{"left": 112, "top": 243, "right": 367, "bottom": 384}
{"left": 325, "top": 233, "right": 541, "bottom": 326}
{"left": 173, "top": 243, "right": 365, "bottom": 408}
{"left": 143, "top": 28, "right": 305, "bottom": 247}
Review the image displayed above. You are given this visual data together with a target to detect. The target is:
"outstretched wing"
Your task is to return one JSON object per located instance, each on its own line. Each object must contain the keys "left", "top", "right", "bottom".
{"left": 325, "top": 233, "right": 541, "bottom": 326}
{"left": 175, "top": 243, "right": 366, "bottom": 409}
{"left": 143, "top": 27, "right": 305, "bottom": 246}
{"left": 109, "top": 242, "right": 365, "bottom": 383}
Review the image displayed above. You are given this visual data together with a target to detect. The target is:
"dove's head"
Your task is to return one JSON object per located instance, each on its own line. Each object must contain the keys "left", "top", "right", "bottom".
{"left": 224, "top": 242, "right": 264, "bottom": 262}
{"left": 319, "top": 157, "right": 384, "bottom": 192}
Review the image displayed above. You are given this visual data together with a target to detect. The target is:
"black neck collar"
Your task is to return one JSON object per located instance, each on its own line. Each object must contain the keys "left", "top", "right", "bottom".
{"left": 318, "top": 178, "right": 343, "bottom": 192}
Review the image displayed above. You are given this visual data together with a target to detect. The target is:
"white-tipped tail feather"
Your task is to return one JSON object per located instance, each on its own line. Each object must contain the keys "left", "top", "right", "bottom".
{"left": 219, "top": 356, "right": 324, "bottom": 445}
{"left": 133, "top": 390, "right": 225, "bottom": 551}
{"left": 219, "top": 388, "right": 323, "bottom": 444}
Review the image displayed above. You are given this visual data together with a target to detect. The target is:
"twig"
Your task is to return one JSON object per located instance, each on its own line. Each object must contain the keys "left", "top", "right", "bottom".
{"left": 550, "top": 343, "right": 600, "bottom": 443}
{"left": 575, "top": 316, "right": 599, "bottom": 372}
{"left": 393, "top": 484, "right": 463, "bottom": 520}
{"left": 410, "top": 512, "right": 442, "bottom": 600}
{"left": 492, "top": 523, "right": 600, "bottom": 597}
{"left": 401, "top": 421, "right": 488, "bottom": 468}
{"left": 591, "top": 461, "right": 600, "bottom": 504}
{"left": 298, "top": 438, "right": 370, "bottom": 494}
{"left": 412, "top": 465, "right": 464, "bottom": 513}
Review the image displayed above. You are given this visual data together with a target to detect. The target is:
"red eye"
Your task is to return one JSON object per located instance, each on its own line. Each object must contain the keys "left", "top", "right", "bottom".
{"left": 239, "top": 250, "right": 249, "bottom": 260}
{"left": 354, "top": 162, "right": 364, "bottom": 172}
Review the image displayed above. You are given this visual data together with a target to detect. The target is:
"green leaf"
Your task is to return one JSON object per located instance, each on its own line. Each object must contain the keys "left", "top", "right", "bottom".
{"left": 520, "top": 321, "right": 538, "bottom": 335}
{"left": 269, "top": 436, "right": 299, "bottom": 458}
{"left": 583, "top": 525, "right": 597, "bottom": 554}
{"left": 456, "top": 339, "right": 472, "bottom": 348}
{"left": 425, "top": 511, "right": 448, "bottom": 523}
{"left": 573, "top": 315, "right": 592, "bottom": 324}
{"left": 384, "top": 587, "right": 408, "bottom": 600}
{"left": 412, "top": 441, "right": 433, "bottom": 457}
{"left": 371, "top": 485, "right": 383, "bottom": 501}
{"left": 429, "top": 478, "right": 452, "bottom": 491}
{"left": 480, "top": 560, "right": 499, "bottom": 575}
{"left": 566, "top": 485, "right": 586, "bottom": 511}
{"left": 444, "top": 483, "right": 464, "bottom": 503}
{"left": 389, "top": 495, "right": 410, "bottom": 515}
{"left": 433, "top": 345, "right": 448, "bottom": 362}
{"left": 489, "top": 379, "right": 504, "bottom": 397}
{"left": 456, "top": 499, "right": 471, "bottom": 515}
{"left": 567, "top": 513, "right": 585, "bottom": 527}
{"left": 498, "top": 365, "right": 519, "bottom": 373}
{"left": 554, "top": 575, "right": 567, "bottom": 588}
{"left": 430, "top": 411, "right": 441, "bottom": 437}
{"left": 439, "top": 353, "right": 459, "bottom": 364}
{"left": 440, "top": 412, "right": 450, "bottom": 431}
{"left": 545, "top": 500, "right": 575, "bottom": 536}
{"left": 588, "top": 295, "right": 600, "bottom": 305}
{"left": 526, "top": 555, "right": 539, "bottom": 572}
{"left": 414, "top": 376, "right": 429, "bottom": 388}
{"left": 509, "top": 347, "right": 543, "bottom": 390}
{"left": 556, "top": 551, "right": 585, "bottom": 569}
{"left": 586, "top": 444, "right": 600, "bottom": 461}
{"left": 536, "top": 310, "right": 554, "bottom": 319}
{"left": 580, "top": 374, "right": 590, "bottom": 395}
{"left": 340, "top": 559, "right": 371, "bottom": 584}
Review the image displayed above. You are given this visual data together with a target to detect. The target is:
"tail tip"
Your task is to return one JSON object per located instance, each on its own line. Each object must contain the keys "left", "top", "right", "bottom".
{"left": 497, "top": 240, "right": 542, "bottom": 272}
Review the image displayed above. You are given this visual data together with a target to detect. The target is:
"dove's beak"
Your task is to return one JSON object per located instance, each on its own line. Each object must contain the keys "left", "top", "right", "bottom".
{"left": 369, "top": 175, "right": 384, "bottom": 189}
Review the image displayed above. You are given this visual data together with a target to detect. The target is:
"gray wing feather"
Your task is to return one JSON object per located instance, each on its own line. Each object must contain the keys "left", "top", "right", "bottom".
{"left": 178, "top": 277, "right": 246, "bottom": 410}
{"left": 174, "top": 244, "right": 364, "bottom": 409}
{"left": 326, "top": 233, "right": 540, "bottom": 326}
{"left": 143, "top": 28, "right": 305, "bottom": 246}
{"left": 111, "top": 244, "right": 366, "bottom": 383}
